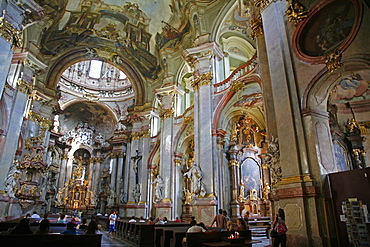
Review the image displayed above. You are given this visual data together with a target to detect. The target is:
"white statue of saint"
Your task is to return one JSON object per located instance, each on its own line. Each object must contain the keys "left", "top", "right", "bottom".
{"left": 184, "top": 163, "right": 204, "bottom": 194}
{"left": 152, "top": 175, "right": 164, "bottom": 203}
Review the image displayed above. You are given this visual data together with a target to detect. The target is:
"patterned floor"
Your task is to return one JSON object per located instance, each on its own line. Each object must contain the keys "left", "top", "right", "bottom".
{"left": 100, "top": 230, "right": 271, "bottom": 247}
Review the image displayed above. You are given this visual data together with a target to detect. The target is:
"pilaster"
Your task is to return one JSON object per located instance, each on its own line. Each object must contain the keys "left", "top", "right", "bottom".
{"left": 154, "top": 85, "right": 183, "bottom": 218}
{"left": 261, "top": 2, "right": 324, "bottom": 246}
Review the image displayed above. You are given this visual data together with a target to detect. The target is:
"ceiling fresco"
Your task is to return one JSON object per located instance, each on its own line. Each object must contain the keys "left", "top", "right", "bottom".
{"left": 59, "top": 101, "right": 116, "bottom": 140}
{"left": 35, "top": 0, "right": 201, "bottom": 79}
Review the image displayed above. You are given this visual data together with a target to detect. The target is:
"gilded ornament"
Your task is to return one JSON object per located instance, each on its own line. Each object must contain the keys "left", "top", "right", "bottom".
{"left": 230, "top": 80, "right": 245, "bottom": 92}
{"left": 191, "top": 72, "right": 212, "bottom": 90}
{"left": 325, "top": 49, "right": 342, "bottom": 73}
{"left": 141, "top": 129, "right": 151, "bottom": 138}
{"left": 346, "top": 118, "right": 359, "bottom": 132}
{"left": 17, "top": 79, "right": 33, "bottom": 95}
{"left": 228, "top": 160, "right": 240, "bottom": 167}
{"left": 131, "top": 132, "right": 141, "bottom": 140}
{"left": 217, "top": 137, "right": 225, "bottom": 149}
{"left": 250, "top": 16, "right": 263, "bottom": 40}
{"left": 174, "top": 158, "right": 182, "bottom": 167}
{"left": 0, "top": 16, "right": 22, "bottom": 49}
{"left": 286, "top": 2, "right": 309, "bottom": 26}
{"left": 254, "top": 0, "right": 271, "bottom": 10}
{"left": 160, "top": 108, "right": 174, "bottom": 119}
{"left": 280, "top": 174, "right": 314, "bottom": 185}
{"left": 230, "top": 122, "right": 239, "bottom": 142}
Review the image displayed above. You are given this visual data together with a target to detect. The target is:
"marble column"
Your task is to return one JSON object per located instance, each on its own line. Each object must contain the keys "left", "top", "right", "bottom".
{"left": 182, "top": 37, "right": 223, "bottom": 224}
{"left": 110, "top": 153, "right": 118, "bottom": 194}
{"left": 57, "top": 151, "right": 69, "bottom": 189}
{"left": 227, "top": 145, "right": 241, "bottom": 219}
{"left": 138, "top": 130, "right": 150, "bottom": 217}
{"left": 122, "top": 142, "right": 131, "bottom": 204}
{"left": 64, "top": 155, "right": 74, "bottom": 197}
{"left": 154, "top": 85, "right": 183, "bottom": 219}
{"left": 214, "top": 130, "right": 227, "bottom": 210}
{"left": 93, "top": 157, "right": 102, "bottom": 193}
{"left": 0, "top": 80, "right": 31, "bottom": 192}
{"left": 115, "top": 152, "right": 125, "bottom": 204}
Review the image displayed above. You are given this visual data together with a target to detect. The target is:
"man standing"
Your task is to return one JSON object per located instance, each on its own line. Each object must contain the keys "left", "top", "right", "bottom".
{"left": 210, "top": 209, "right": 227, "bottom": 229}
{"left": 108, "top": 211, "right": 118, "bottom": 239}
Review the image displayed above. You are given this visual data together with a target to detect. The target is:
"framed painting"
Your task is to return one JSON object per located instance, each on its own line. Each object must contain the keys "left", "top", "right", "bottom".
{"left": 293, "top": 0, "right": 362, "bottom": 64}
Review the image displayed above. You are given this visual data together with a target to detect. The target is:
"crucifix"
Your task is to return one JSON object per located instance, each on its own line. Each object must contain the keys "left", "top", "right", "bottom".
{"left": 131, "top": 150, "right": 142, "bottom": 184}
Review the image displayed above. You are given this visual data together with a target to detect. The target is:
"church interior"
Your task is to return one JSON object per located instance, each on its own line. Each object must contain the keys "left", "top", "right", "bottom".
{"left": 0, "top": 0, "right": 369, "bottom": 246}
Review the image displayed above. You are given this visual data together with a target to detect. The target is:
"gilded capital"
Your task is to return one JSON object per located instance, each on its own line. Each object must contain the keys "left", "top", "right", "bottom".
{"left": 160, "top": 108, "right": 174, "bottom": 119}
{"left": 131, "top": 132, "right": 141, "bottom": 141}
{"left": 17, "top": 79, "right": 33, "bottom": 95}
{"left": 228, "top": 160, "right": 240, "bottom": 167}
{"left": 191, "top": 72, "right": 212, "bottom": 91}
{"left": 0, "top": 17, "right": 22, "bottom": 49}
{"left": 141, "top": 129, "right": 151, "bottom": 138}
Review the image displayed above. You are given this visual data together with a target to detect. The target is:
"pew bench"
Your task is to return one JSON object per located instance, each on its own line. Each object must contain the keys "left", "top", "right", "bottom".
{"left": 185, "top": 230, "right": 253, "bottom": 247}
{"left": 0, "top": 234, "right": 102, "bottom": 247}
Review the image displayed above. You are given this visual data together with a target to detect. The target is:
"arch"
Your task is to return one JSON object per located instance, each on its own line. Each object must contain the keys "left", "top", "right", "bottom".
{"left": 44, "top": 47, "right": 146, "bottom": 106}
{"left": 303, "top": 54, "right": 370, "bottom": 111}
{"left": 221, "top": 36, "right": 256, "bottom": 61}
{"left": 60, "top": 98, "right": 120, "bottom": 123}
{"left": 213, "top": 78, "right": 263, "bottom": 132}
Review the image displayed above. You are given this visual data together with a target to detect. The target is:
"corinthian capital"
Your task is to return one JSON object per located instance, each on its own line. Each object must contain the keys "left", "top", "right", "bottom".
{"left": 154, "top": 85, "right": 184, "bottom": 109}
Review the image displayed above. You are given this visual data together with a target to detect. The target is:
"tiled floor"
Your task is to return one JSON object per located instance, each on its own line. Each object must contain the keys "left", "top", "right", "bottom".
{"left": 100, "top": 230, "right": 272, "bottom": 247}
{"left": 253, "top": 236, "right": 271, "bottom": 247}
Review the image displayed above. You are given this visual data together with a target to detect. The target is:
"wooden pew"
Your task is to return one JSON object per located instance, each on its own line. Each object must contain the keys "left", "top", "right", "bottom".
{"left": 115, "top": 221, "right": 190, "bottom": 247}
{"left": 160, "top": 226, "right": 189, "bottom": 247}
{"left": 185, "top": 230, "right": 253, "bottom": 247}
{"left": 152, "top": 223, "right": 190, "bottom": 247}
{"left": 0, "top": 234, "right": 102, "bottom": 247}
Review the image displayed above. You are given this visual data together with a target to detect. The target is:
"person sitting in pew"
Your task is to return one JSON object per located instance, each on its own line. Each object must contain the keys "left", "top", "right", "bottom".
{"left": 129, "top": 216, "right": 136, "bottom": 222}
{"left": 78, "top": 218, "right": 88, "bottom": 230}
{"left": 197, "top": 222, "right": 208, "bottom": 231}
{"left": 85, "top": 220, "right": 100, "bottom": 234}
{"left": 183, "top": 220, "right": 215, "bottom": 244}
{"left": 57, "top": 213, "right": 66, "bottom": 223}
{"left": 10, "top": 218, "right": 33, "bottom": 234}
{"left": 139, "top": 216, "right": 146, "bottom": 222}
{"left": 30, "top": 211, "right": 41, "bottom": 219}
{"left": 37, "top": 214, "right": 51, "bottom": 234}
{"left": 236, "top": 218, "right": 248, "bottom": 231}
{"left": 62, "top": 222, "right": 77, "bottom": 235}
{"left": 147, "top": 217, "right": 155, "bottom": 225}
{"left": 161, "top": 217, "right": 168, "bottom": 224}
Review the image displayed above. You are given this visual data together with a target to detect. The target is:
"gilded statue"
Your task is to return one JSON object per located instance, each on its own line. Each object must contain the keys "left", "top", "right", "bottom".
{"left": 184, "top": 189, "right": 193, "bottom": 204}
{"left": 346, "top": 118, "right": 359, "bottom": 132}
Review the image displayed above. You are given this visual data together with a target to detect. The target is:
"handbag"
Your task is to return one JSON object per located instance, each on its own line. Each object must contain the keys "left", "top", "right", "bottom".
{"left": 276, "top": 222, "right": 288, "bottom": 234}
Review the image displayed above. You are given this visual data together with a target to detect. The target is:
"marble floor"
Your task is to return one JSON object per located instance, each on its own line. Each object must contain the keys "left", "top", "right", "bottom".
{"left": 100, "top": 230, "right": 272, "bottom": 247}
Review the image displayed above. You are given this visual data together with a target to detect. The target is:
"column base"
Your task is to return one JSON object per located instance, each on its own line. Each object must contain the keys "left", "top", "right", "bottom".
{"left": 122, "top": 201, "right": 147, "bottom": 218}
{"left": 155, "top": 199, "right": 172, "bottom": 220}
{"left": 181, "top": 204, "right": 193, "bottom": 222}
{"left": 192, "top": 195, "right": 217, "bottom": 225}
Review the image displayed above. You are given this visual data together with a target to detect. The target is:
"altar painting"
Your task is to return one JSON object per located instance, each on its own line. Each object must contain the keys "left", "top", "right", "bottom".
{"left": 241, "top": 158, "right": 260, "bottom": 200}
